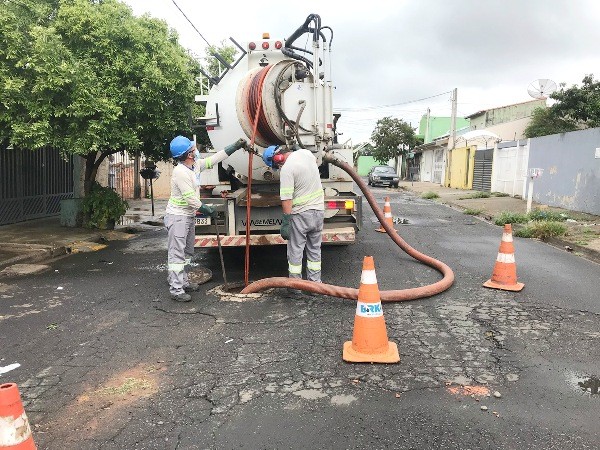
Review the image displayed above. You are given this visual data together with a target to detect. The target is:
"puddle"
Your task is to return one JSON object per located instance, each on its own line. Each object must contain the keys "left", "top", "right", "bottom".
{"left": 566, "top": 373, "right": 600, "bottom": 396}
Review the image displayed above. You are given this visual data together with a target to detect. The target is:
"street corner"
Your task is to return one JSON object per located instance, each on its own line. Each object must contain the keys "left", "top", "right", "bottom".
{"left": 0, "top": 263, "right": 51, "bottom": 277}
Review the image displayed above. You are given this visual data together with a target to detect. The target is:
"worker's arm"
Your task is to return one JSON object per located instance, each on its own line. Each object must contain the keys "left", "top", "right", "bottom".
{"left": 281, "top": 199, "right": 292, "bottom": 214}
{"left": 174, "top": 171, "right": 203, "bottom": 210}
{"left": 196, "top": 139, "right": 247, "bottom": 173}
{"left": 279, "top": 166, "right": 294, "bottom": 239}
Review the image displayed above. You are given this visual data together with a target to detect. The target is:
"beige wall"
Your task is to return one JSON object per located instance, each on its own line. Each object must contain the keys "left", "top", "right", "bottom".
{"left": 151, "top": 161, "right": 174, "bottom": 199}
{"left": 486, "top": 117, "right": 532, "bottom": 142}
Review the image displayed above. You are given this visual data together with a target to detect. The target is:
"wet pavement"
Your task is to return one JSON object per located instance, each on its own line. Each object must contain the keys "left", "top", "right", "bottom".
{"left": 0, "top": 187, "right": 599, "bottom": 449}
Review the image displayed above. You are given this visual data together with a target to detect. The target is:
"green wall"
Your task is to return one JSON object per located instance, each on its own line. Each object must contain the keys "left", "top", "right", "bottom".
{"left": 357, "top": 156, "right": 381, "bottom": 176}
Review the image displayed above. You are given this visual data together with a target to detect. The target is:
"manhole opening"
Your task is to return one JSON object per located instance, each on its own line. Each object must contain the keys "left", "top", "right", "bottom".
{"left": 223, "top": 282, "right": 245, "bottom": 294}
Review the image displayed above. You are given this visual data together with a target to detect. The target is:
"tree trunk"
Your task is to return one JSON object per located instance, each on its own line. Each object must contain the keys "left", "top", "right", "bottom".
{"left": 83, "top": 151, "right": 111, "bottom": 196}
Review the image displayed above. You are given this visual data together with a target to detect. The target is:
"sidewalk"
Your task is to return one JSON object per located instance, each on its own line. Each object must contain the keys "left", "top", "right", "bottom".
{"left": 396, "top": 181, "right": 600, "bottom": 263}
{"left": 0, "top": 198, "right": 166, "bottom": 271}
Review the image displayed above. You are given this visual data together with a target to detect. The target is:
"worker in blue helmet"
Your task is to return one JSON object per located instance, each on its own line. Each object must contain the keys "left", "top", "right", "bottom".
{"left": 270, "top": 146, "right": 324, "bottom": 296}
{"left": 165, "top": 135, "right": 247, "bottom": 302}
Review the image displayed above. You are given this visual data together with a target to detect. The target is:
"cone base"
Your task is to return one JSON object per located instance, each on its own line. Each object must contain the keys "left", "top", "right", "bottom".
{"left": 483, "top": 279, "right": 524, "bottom": 292}
{"left": 342, "top": 341, "right": 400, "bottom": 363}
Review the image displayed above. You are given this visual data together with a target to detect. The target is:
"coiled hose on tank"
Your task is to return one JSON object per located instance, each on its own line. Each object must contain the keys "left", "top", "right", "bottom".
{"left": 241, "top": 152, "right": 454, "bottom": 301}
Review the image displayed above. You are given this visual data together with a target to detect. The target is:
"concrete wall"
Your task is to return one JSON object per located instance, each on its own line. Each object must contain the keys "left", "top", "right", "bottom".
{"left": 419, "top": 149, "right": 434, "bottom": 182}
{"left": 486, "top": 116, "right": 533, "bottom": 142}
{"left": 445, "top": 146, "right": 475, "bottom": 189}
{"left": 357, "top": 156, "right": 393, "bottom": 176}
{"left": 150, "top": 162, "right": 174, "bottom": 199}
{"left": 527, "top": 128, "right": 600, "bottom": 215}
{"left": 491, "top": 140, "right": 529, "bottom": 197}
{"left": 469, "top": 99, "right": 545, "bottom": 129}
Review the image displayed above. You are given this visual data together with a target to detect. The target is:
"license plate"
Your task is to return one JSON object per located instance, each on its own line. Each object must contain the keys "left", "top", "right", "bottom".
{"left": 195, "top": 217, "right": 211, "bottom": 226}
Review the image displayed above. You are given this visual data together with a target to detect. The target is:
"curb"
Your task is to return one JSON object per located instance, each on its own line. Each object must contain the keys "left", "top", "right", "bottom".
{"left": 0, "top": 243, "right": 67, "bottom": 270}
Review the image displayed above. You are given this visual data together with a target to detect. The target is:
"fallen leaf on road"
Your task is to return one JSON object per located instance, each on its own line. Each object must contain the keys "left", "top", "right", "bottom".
{"left": 46, "top": 323, "right": 58, "bottom": 330}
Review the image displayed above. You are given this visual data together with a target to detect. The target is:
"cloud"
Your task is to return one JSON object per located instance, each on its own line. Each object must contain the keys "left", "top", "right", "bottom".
{"left": 123, "top": 0, "right": 600, "bottom": 142}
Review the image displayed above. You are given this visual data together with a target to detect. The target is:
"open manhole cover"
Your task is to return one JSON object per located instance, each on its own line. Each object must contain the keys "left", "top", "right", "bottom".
{"left": 187, "top": 267, "right": 212, "bottom": 284}
{"left": 208, "top": 282, "right": 271, "bottom": 302}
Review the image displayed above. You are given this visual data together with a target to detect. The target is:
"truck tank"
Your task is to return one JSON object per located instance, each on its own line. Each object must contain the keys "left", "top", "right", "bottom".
{"left": 198, "top": 15, "right": 335, "bottom": 185}
{"left": 192, "top": 15, "right": 361, "bottom": 248}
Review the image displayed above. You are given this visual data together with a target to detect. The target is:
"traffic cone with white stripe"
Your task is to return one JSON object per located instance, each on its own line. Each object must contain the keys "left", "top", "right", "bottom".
{"left": 376, "top": 197, "right": 396, "bottom": 233}
{"left": 343, "top": 256, "right": 400, "bottom": 363}
{"left": 0, "top": 383, "right": 36, "bottom": 449}
{"left": 483, "top": 224, "right": 524, "bottom": 292}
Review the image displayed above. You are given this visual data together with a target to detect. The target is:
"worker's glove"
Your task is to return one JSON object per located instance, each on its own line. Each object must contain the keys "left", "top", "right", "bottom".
{"left": 224, "top": 138, "right": 248, "bottom": 156}
{"left": 198, "top": 204, "right": 217, "bottom": 218}
{"left": 280, "top": 213, "right": 291, "bottom": 240}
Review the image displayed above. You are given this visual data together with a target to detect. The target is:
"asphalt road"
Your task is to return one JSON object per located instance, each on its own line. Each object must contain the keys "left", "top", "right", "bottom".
{"left": 1, "top": 186, "right": 599, "bottom": 449}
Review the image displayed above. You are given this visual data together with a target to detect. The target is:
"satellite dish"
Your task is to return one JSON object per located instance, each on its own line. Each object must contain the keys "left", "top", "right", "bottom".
{"left": 527, "top": 79, "right": 557, "bottom": 99}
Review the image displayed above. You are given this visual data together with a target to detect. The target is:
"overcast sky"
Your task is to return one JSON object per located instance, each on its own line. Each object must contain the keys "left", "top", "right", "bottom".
{"left": 123, "top": 0, "right": 600, "bottom": 144}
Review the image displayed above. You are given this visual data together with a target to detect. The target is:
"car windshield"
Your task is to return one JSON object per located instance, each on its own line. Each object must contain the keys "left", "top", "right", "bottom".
{"left": 373, "top": 167, "right": 395, "bottom": 174}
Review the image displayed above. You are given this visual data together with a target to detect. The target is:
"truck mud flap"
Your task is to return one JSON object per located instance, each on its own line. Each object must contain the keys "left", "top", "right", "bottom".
{"left": 195, "top": 227, "right": 355, "bottom": 247}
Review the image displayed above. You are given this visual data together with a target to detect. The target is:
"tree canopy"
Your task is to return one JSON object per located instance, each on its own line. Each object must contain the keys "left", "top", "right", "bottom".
{"left": 370, "top": 117, "right": 420, "bottom": 165}
{"left": 525, "top": 74, "right": 599, "bottom": 138}
{"left": 0, "top": 0, "right": 200, "bottom": 192}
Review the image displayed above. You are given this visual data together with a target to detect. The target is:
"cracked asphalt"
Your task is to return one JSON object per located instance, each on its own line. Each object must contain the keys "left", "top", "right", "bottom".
{"left": 1, "top": 186, "right": 599, "bottom": 449}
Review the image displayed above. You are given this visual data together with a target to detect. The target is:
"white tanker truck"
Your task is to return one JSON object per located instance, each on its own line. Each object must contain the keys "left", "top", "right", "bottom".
{"left": 192, "top": 14, "right": 362, "bottom": 247}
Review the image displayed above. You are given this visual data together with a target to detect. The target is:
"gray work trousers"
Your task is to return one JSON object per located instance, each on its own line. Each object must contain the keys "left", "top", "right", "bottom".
{"left": 164, "top": 214, "right": 195, "bottom": 295}
{"left": 287, "top": 209, "right": 324, "bottom": 282}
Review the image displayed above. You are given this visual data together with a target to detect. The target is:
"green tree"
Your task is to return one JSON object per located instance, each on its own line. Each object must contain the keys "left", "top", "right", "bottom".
{"left": 525, "top": 74, "right": 599, "bottom": 138}
{"left": 524, "top": 107, "right": 577, "bottom": 138}
{"left": 0, "top": 0, "right": 200, "bottom": 194}
{"left": 370, "top": 117, "right": 420, "bottom": 176}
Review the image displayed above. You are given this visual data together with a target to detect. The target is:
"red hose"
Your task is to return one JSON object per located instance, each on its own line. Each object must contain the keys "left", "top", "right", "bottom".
{"left": 244, "top": 67, "right": 271, "bottom": 286}
{"left": 241, "top": 153, "right": 454, "bottom": 301}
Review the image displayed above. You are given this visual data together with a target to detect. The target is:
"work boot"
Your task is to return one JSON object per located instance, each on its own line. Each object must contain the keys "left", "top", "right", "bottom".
{"left": 171, "top": 292, "right": 192, "bottom": 302}
{"left": 283, "top": 288, "right": 304, "bottom": 299}
{"left": 184, "top": 282, "right": 200, "bottom": 292}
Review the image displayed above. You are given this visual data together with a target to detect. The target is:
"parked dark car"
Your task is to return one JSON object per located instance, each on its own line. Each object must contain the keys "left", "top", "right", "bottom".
{"left": 367, "top": 165, "right": 400, "bottom": 187}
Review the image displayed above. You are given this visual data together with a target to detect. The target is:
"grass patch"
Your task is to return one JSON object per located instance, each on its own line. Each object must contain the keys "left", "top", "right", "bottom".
{"left": 494, "top": 209, "right": 573, "bottom": 226}
{"left": 96, "top": 377, "right": 151, "bottom": 396}
{"left": 494, "top": 211, "right": 529, "bottom": 226}
{"left": 513, "top": 221, "right": 567, "bottom": 240}
{"left": 459, "top": 191, "right": 490, "bottom": 199}
{"left": 463, "top": 208, "right": 483, "bottom": 215}
{"left": 528, "top": 208, "right": 570, "bottom": 221}
{"left": 491, "top": 192, "right": 509, "bottom": 197}
{"left": 422, "top": 191, "right": 440, "bottom": 200}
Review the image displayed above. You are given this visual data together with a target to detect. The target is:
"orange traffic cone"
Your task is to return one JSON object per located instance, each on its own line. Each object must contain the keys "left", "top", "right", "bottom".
{"left": 343, "top": 256, "right": 400, "bottom": 363}
{"left": 376, "top": 197, "right": 396, "bottom": 233}
{"left": 483, "top": 224, "right": 524, "bottom": 292}
{"left": 0, "top": 383, "right": 36, "bottom": 449}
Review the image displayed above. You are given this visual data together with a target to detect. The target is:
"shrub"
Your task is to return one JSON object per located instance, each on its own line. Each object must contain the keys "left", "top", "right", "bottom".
{"left": 491, "top": 192, "right": 509, "bottom": 197}
{"left": 463, "top": 208, "right": 483, "bottom": 215}
{"left": 494, "top": 211, "right": 529, "bottom": 226}
{"left": 514, "top": 221, "right": 567, "bottom": 240}
{"left": 528, "top": 208, "right": 570, "bottom": 222}
{"left": 82, "top": 182, "right": 129, "bottom": 229}
{"left": 422, "top": 191, "right": 440, "bottom": 200}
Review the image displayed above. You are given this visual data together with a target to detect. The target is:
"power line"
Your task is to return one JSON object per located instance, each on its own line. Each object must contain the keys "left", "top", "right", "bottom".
{"left": 170, "top": 0, "right": 211, "bottom": 47}
{"left": 336, "top": 91, "right": 452, "bottom": 112}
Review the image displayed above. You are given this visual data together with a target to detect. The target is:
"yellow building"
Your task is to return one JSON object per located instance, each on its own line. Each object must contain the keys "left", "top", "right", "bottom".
{"left": 444, "top": 146, "right": 475, "bottom": 189}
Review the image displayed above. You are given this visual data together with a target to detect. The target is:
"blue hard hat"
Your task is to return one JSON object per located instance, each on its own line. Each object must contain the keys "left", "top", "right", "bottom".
{"left": 262, "top": 145, "right": 280, "bottom": 168}
{"left": 170, "top": 135, "right": 194, "bottom": 158}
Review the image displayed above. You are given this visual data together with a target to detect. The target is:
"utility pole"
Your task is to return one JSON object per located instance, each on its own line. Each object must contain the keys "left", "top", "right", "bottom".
{"left": 449, "top": 88, "right": 457, "bottom": 150}
{"left": 443, "top": 88, "right": 458, "bottom": 187}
